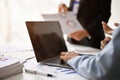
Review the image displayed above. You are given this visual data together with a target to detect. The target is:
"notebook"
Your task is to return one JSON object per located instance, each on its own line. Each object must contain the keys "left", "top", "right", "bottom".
{"left": 26, "top": 21, "right": 72, "bottom": 69}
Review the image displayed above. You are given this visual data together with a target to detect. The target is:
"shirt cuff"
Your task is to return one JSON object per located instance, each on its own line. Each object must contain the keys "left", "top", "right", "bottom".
{"left": 67, "top": 56, "right": 81, "bottom": 66}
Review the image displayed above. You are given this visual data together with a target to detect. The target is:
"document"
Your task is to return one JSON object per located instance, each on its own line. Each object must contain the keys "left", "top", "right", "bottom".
{"left": 42, "top": 12, "right": 84, "bottom": 34}
{"left": 0, "top": 55, "right": 23, "bottom": 79}
{"left": 24, "top": 58, "right": 87, "bottom": 80}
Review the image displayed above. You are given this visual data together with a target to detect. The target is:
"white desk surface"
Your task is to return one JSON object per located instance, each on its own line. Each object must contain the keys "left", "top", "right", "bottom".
{"left": 3, "top": 58, "right": 88, "bottom": 80}
{"left": 2, "top": 39, "right": 100, "bottom": 80}
{"left": 3, "top": 72, "right": 87, "bottom": 80}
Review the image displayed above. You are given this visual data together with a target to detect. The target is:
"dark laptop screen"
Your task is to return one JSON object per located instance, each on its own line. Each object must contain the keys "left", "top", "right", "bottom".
{"left": 26, "top": 21, "right": 68, "bottom": 62}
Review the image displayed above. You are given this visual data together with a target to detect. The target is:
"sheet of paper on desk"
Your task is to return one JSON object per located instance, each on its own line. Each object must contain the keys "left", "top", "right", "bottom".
{"left": 24, "top": 58, "right": 87, "bottom": 80}
{"left": 41, "top": 66, "right": 87, "bottom": 80}
{"left": 42, "top": 12, "right": 84, "bottom": 34}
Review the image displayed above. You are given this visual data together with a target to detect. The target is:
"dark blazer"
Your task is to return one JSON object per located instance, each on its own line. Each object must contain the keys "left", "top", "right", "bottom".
{"left": 68, "top": 0, "right": 111, "bottom": 48}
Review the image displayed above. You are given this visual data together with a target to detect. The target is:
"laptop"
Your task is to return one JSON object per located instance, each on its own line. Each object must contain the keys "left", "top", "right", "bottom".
{"left": 26, "top": 21, "right": 72, "bottom": 69}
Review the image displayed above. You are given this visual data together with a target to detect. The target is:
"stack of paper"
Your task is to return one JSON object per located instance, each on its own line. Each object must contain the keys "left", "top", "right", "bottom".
{"left": 0, "top": 55, "right": 23, "bottom": 79}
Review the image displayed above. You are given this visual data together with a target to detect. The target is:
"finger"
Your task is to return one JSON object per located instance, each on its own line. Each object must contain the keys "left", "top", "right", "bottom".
{"left": 101, "top": 40, "right": 106, "bottom": 49}
{"left": 60, "top": 59, "right": 65, "bottom": 64}
{"left": 101, "top": 40, "right": 104, "bottom": 46}
{"left": 114, "top": 23, "right": 120, "bottom": 27}
{"left": 101, "top": 40, "right": 107, "bottom": 46}
{"left": 102, "top": 21, "right": 113, "bottom": 35}
{"left": 100, "top": 44, "right": 105, "bottom": 49}
{"left": 102, "top": 21, "right": 109, "bottom": 30}
{"left": 60, "top": 52, "right": 71, "bottom": 56}
{"left": 60, "top": 52, "right": 66, "bottom": 56}
{"left": 104, "top": 37, "right": 111, "bottom": 42}
{"left": 60, "top": 55, "right": 64, "bottom": 59}
{"left": 69, "top": 33, "right": 76, "bottom": 39}
{"left": 101, "top": 40, "right": 104, "bottom": 44}
{"left": 60, "top": 55, "right": 68, "bottom": 61}
{"left": 60, "top": 56, "right": 65, "bottom": 60}
{"left": 69, "top": 32, "right": 76, "bottom": 36}
{"left": 101, "top": 37, "right": 110, "bottom": 49}
{"left": 69, "top": 30, "right": 81, "bottom": 37}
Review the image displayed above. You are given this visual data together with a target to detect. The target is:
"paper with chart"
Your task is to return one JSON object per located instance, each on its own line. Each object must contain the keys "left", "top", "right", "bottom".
{"left": 42, "top": 12, "right": 84, "bottom": 34}
{"left": 24, "top": 58, "right": 87, "bottom": 80}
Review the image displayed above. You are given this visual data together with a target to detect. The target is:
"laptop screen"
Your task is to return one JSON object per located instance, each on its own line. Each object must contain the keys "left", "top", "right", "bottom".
{"left": 26, "top": 21, "right": 68, "bottom": 62}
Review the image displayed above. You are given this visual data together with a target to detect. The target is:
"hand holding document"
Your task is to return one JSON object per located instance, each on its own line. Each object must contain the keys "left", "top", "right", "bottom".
{"left": 42, "top": 12, "right": 84, "bottom": 34}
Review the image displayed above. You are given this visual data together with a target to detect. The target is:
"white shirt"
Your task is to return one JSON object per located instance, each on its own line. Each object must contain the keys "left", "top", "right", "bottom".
{"left": 72, "top": 0, "right": 81, "bottom": 15}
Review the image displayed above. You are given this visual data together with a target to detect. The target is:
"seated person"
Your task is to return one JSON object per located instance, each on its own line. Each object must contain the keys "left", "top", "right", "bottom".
{"left": 60, "top": 22, "right": 120, "bottom": 80}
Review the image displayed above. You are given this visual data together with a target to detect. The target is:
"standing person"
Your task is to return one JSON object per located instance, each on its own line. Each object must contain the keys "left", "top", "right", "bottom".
{"left": 58, "top": 0, "right": 111, "bottom": 49}
{"left": 60, "top": 22, "right": 120, "bottom": 80}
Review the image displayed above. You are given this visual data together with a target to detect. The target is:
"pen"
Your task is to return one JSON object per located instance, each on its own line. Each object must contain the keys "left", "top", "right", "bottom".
{"left": 25, "top": 69, "right": 56, "bottom": 77}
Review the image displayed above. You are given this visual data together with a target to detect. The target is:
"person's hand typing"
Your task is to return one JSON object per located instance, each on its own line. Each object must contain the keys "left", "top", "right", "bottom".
{"left": 60, "top": 52, "right": 79, "bottom": 61}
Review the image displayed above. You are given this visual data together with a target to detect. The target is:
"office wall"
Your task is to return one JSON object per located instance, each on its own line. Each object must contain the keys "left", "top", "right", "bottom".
{"left": 0, "top": 0, "right": 120, "bottom": 47}
{"left": 108, "top": 0, "right": 120, "bottom": 28}
{"left": 0, "top": 0, "right": 70, "bottom": 46}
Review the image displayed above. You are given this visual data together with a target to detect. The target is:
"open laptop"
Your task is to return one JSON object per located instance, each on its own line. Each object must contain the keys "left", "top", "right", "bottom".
{"left": 26, "top": 21, "right": 72, "bottom": 69}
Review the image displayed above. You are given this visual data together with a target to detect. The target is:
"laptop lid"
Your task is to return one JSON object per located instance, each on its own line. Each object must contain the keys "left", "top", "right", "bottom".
{"left": 26, "top": 21, "right": 68, "bottom": 63}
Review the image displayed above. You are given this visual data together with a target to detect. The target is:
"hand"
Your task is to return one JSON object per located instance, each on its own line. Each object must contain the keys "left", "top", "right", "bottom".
{"left": 102, "top": 21, "right": 113, "bottom": 35}
{"left": 58, "top": 3, "right": 68, "bottom": 13}
{"left": 100, "top": 37, "right": 111, "bottom": 49}
{"left": 102, "top": 21, "right": 120, "bottom": 35}
{"left": 60, "top": 52, "right": 79, "bottom": 61}
{"left": 114, "top": 23, "right": 120, "bottom": 27}
{"left": 69, "top": 30, "right": 89, "bottom": 41}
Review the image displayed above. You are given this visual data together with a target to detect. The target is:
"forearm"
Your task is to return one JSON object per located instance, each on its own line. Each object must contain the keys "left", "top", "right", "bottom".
{"left": 67, "top": 55, "right": 100, "bottom": 80}
{"left": 86, "top": 0, "right": 111, "bottom": 37}
{"left": 67, "top": 51, "right": 112, "bottom": 80}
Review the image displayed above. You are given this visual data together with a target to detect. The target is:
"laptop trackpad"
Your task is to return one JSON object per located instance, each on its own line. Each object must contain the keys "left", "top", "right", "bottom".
{"left": 41, "top": 57, "right": 72, "bottom": 69}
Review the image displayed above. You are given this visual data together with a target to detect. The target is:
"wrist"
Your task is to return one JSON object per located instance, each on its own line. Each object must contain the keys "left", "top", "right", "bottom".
{"left": 84, "top": 30, "right": 91, "bottom": 39}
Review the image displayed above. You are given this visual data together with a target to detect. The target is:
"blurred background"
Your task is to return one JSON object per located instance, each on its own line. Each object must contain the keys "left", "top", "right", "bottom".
{"left": 0, "top": 0, "right": 120, "bottom": 49}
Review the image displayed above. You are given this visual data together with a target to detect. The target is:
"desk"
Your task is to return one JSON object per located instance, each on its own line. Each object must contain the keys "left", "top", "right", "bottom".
{"left": 3, "top": 71, "right": 87, "bottom": 80}
{"left": 3, "top": 58, "right": 87, "bottom": 80}
{"left": 2, "top": 38, "right": 100, "bottom": 80}
{"left": 3, "top": 73, "right": 44, "bottom": 80}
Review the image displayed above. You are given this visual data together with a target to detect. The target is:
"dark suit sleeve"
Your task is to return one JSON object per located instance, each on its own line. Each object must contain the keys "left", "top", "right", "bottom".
{"left": 68, "top": 27, "right": 120, "bottom": 80}
{"left": 86, "top": 0, "right": 111, "bottom": 37}
{"left": 68, "top": 0, "right": 74, "bottom": 11}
